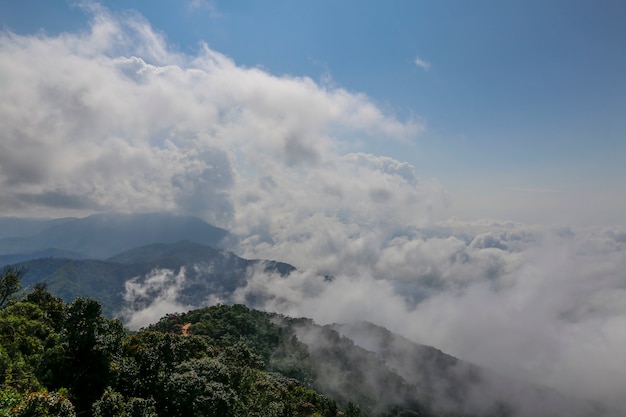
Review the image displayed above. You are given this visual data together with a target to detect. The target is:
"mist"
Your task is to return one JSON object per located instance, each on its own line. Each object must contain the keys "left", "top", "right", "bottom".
{"left": 120, "top": 224, "right": 626, "bottom": 414}
{"left": 231, "top": 225, "right": 626, "bottom": 411}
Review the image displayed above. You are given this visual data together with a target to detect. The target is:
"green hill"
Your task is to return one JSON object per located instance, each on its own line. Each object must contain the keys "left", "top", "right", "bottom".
{"left": 0, "top": 287, "right": 345, "bottom": 417}
{"left": 0, "top": 270, "right": 613, "bottom": 417}
{"left": 14, "top": 241, "right": 294, "bottom": 317}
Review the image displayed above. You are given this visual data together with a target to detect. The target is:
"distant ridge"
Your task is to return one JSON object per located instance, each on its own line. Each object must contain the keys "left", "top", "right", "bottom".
{"left": 13, "top": 240, "right": 295, "bottom": 317}
{"left": 0, "top": 212, "right": 228, "bottom": 259}
{"left": 0, "top": 216, "right": 75, "bottom": 239}
{"left": 106, "top": 240, "right": 221, "bottom": 264}
{"left": 0, "top": 248, "right": 88, "bottom": 267}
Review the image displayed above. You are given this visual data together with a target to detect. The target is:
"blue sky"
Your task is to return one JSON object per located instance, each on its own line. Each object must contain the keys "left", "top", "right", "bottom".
{"left": 1, "top": 0, "right": 625, "bottom": 224}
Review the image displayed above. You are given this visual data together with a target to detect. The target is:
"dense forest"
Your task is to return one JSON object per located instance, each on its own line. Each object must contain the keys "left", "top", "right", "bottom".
{"left": 0, "top": 266, "right": 446, "bottom": 417}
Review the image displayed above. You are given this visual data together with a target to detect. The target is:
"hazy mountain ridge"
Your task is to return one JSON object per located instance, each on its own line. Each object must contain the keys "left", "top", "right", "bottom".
{"left": 0, "top": 248, "right": 89, "bottom": 267}
{"left": 330, "top": 322, "right": 606, "bottom": 417}
{"left": 0, "top": 212, "right": 228, "bottom": 260}
{"left": 0, "top": 216, "right": 76, "bottom": 239}
{"left": 12, "top": 240, "right": 294, "bottom": 317}
{"left": 153, "top": 306, "right": 612, "bottom": 417}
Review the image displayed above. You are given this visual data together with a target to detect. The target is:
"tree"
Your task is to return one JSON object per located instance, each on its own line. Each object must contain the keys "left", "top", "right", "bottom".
{"left": 23, "top": 283, "right": 65, "bottom": 331}
{"left": 92, "top": 388, "right": 157, "bottom": 417}
{"left": 0, "top": 301, "right": 59, "bottom": 391}
{"left": 345, "top": 402, "right": 362, "bottom": 417}
{"left": 0, "top": 388, "right": 75, "bottom": 417}
{"left": 48, "top": 297, "right": 125, "bottom": 416}
{"left": 0, "top": 266, "right": 23, "bottom": 309}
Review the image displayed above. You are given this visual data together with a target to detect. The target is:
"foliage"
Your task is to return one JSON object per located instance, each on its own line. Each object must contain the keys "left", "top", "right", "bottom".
{"left": 0, "top": 266, "right": 23, "bottom": 309}
{"left": 0, "top": 388, "right": 75, "bottom": 417}
{"left": 91, "top": 388, "right": 157, "bottom": 417}
{"left": 0, "top": 284, "right": 442, "bottom": 417}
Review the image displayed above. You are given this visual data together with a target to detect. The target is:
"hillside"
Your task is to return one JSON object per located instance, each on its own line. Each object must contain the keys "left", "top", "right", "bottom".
{"left": 13, "top": 240, "right": 294, "bottom": 317}
{"left": 152, "top": 305, "right": 609, "bottom": 417}
{"left": 1, "top": 270, "right": 615, "bottom": 417}
{"left": 331, "top": 322, "right": 596, "bottom": 417}
{"left": 0, "top": 289, "right": 345, "bottom": 417}
{"left": 0, "top": 248, "right": 88, "bottom": 267}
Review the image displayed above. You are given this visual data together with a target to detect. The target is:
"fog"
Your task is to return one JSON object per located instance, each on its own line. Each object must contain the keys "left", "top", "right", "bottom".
{"left": 231, "top": 225, "right": 626, "bottom": 411}
{"left": 123, "top": 224, "right": 626, "bottom": 413}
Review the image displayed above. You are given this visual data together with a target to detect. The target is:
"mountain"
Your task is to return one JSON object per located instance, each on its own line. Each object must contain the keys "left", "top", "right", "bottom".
{"left": 0, "top": 216, "right": 75, "bottom": 239}
{"left": 330, "top": 321, "right": 601, "bottom": 417}
{"left": 151, "top": 305, "right": 613, "bottom": 417}
{"left": 0, "top": 295, "right": 344, "bottom": 417}
{"left": 0, "top": 247, "right": 88, "bottom": 267}
{"left": 14, "top": 240, "right": 294, "bottom": 317}
{"left": 1, "top": 270, "right": 616, "bottom": 416}
{"left": 0, "top": 212, "right": 229, "bottom": 260}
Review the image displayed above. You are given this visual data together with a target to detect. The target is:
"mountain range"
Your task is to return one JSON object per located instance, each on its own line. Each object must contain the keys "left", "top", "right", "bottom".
{"left": 0, "top": 212, "right": 228, "bottom": 260}
{"left": 10, "top": 239, "right": 293, "bottom": 317}
{"left": 0, "top": 212, "right": 617, "bottom": 416}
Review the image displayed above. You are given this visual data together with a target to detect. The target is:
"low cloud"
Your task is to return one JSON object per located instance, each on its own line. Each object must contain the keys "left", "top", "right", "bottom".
{"left": 233, "top": 224, "right": 626, "bottom": 414}
{"left": 121, "top": 268, "right": 196, "bottom": 330}
{"left": 116, "top": 221, "right": 626, "bottom": 413}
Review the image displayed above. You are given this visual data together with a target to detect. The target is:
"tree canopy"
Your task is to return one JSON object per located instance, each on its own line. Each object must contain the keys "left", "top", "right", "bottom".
{"left": 0, "top": 283, "right": 349, "bottom": 417}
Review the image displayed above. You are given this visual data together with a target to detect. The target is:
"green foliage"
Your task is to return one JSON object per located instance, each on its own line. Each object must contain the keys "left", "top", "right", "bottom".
{"left": 45, "top": 297, "right": 125, "bottom": 415}
{"left": 0, "top": 388, "right": 75, "bottom": 417}
{"left": 22, "top": 284, "right": 65, "bottom": 331}
{"left": 0, "top": 288, "right": 440, "bottom": 417}
{"left": 91, "top": 388, "right": 157, "bottom": 417}
{"left": 0, "top": 266, "right": 23, "bottom": 309}
{"left": 0, "top": 301, "right": 58, "bottom": 391}
{"left": 148, "top": 304, "right": 315, "bottom": 382}
{"left": 149, "top": 304, "right": 280, "bottom": 360}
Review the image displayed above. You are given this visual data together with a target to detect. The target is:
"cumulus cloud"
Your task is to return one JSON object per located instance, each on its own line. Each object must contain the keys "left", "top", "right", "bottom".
{"left": 0, "top": 3, "right": 425, "bottom": 225}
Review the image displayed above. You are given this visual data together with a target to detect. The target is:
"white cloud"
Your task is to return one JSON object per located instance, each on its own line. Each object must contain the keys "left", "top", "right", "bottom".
{"left": 187, "top": 0, "right": 222, "bottom": 18}
{"left": 414, "top": 55, "right": 431, "bottom": 70}
{"left": 0, "top": 5, "right": 424, "bottom": 224}
{"left": 233, "top": 224, "right": 626, "bottom": 414}
{"left": 121, "top": 268, "right": 195, "bottom": 330}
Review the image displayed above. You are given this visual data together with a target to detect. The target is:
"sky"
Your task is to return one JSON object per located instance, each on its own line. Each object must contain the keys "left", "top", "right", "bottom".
{"left": 1, "top": 1, "right": 626, "bottom": 413}
{"left": 1, "top": 0, "right": 625, "bottom": 225}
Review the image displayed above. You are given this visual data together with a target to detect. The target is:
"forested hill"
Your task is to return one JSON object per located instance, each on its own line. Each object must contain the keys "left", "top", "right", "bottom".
{"left": 1, "top": 284, "right": 441, "bottom": 417}
{"left": 0, "top": 268, "right": 611, "bottom": 417}
{"left": 12, "top": 240, "right": 295, "bottom": 317}
{"left": 0, "top": 285, "right": 351, "bottom": 417}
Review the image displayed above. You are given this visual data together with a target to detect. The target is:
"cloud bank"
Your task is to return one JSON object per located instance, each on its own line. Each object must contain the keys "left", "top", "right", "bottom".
{"left": 122, "top": 222, "right": 626, "bottom": 414}
{"left": 0, "top": 3, "right": 427, "bottom": 229}
{"left": 232, "top": 224, "right": 626, "bottom": 413}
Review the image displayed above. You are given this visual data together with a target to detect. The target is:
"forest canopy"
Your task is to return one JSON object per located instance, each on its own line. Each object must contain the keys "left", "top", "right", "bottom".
{"left": 0, "top": 268, "right": 366, "bottom": 417}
